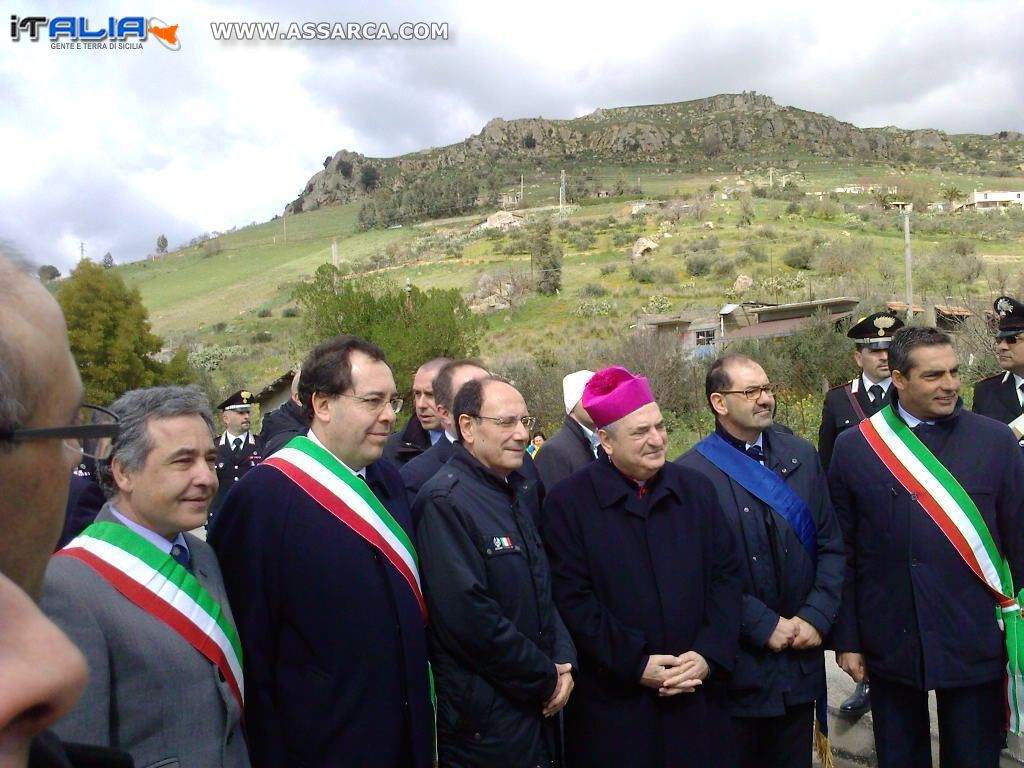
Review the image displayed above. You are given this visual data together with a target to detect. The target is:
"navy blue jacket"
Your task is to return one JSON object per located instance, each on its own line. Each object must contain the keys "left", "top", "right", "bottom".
{"left": 383, "top": 416, "right": 434, "bottom": 468}
{"left": 415, "top": 444, "right": 576, "bottom": 767}
{"left": 533, "top": 415, "right": 597, "bottom": 492}
{"left": 258, "top": 400, "right": 308, "bottom": 457}
{"left": 209, "top": 456, "right": 433, "bottom": 768}
{"left": 676, "top": 427, "right": 845, "bottom": 717}
{"left": 830, "top": 400, "right": 1024, "bottom": 689}
{"left": 542, "top": 458, "right": 741, "bottom": 768}
{"left": 401, "top": 433, "right": 454, "bottom": 506}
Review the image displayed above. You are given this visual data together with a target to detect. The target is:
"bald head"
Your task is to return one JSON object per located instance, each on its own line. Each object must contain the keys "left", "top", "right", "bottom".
{"left": 0, "top": 253, "right": 84, "bottom": 598}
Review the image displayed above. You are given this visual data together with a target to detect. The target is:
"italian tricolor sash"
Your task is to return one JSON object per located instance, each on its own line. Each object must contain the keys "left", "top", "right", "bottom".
{"left": 263, "top": 436, "right": 427, "bottom": 621}
{"left": 55, "top": 521, "right": 245, "bottom": 714}
{"left": 860, "top": 405, "right": 1024, "bottom": 733}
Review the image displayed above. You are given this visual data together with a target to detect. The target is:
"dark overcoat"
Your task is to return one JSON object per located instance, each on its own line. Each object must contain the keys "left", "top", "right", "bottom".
{"left": 541, "top": 458, "right": 742, "bottom": 768}
{"left": 533, "top": 416, "right": 596, "bottom": 491}
{"left": 209, "top": 457, "right": 434, "bottom": 768}
{"left": 384, "top": 416, "right": 434, "bottom": 468}
{"left": 817, "top": 378, "right": 891, "bottom": 471}
{"left": 258, "top": 400, "right": 308, "bottom": 457}
{"left": 676, "top": 429, "right": 845, "bottom": 717}
{"left": 401, "top": 433, "right": 454, "bottom": 505}
{"left": 415, "top": 444, "right": 576, "bottom": 767}
{"left": 973, "top": 372, "right": 1024, "bottom": 427}
{"left": 829, "top": 400, "right": 1024, "bottom": 689}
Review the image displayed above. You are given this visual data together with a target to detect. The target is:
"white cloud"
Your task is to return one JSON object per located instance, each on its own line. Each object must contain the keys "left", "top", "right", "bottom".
{"left": 0, "top": 0, "right": 1020, "bottom": 270}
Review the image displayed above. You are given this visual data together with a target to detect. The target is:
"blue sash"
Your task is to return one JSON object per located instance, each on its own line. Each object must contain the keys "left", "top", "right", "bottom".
{"left": 694, "top": 432, "right": 816, "bottom": 560}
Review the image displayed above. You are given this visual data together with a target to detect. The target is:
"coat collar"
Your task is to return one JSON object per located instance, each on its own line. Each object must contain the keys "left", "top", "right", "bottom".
{"left": 590, "top": 456, "right": 682, "bottom": 517}
{"left": 396, "top": 414, "right": 432, "bottom": 450}
{"left": 448, "top": 442, "right": 527, "bottom": 497}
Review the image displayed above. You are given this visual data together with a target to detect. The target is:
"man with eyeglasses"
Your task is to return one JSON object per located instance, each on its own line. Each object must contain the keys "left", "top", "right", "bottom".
{"left": 209, "top": 335, "right": 434, "bottom": 768}
{"left": 414, "top": 376, "right": 576, "bottom": 768}
{"left": 973, "top": 296, "right": 1024, "bottom": 446}
{"left": 0, "top": 251, "right": 129, "bottom": 768}
{"left": 677, "top": 354, "right": 844, "bottom": 768}
{"left": 542, "top": 366, "right": 742, "bottom": 768}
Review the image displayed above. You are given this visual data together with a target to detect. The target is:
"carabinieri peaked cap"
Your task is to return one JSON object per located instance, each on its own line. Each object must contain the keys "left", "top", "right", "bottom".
{"left": 217, "top": 390, "right": 255, "bottom": 411}
{"left": 847, "top": 311, "right": 904, "bottom": 350}
{"left": 994, "top": 296, "right": 1024, "bottom": 338}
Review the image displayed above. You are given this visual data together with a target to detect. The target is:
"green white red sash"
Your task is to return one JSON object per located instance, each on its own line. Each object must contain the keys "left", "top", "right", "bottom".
{"left": 55, "top": 521, "right": 245, "bottom": 713}
{"left": 263, "top": 435, "right": 427, "bottom": 621}
{"left": 859, "top": 405, "right": 1024, "bottom": 733}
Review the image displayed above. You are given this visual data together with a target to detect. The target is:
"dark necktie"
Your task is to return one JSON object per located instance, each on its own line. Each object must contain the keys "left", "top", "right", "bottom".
{"left": 1018, "top": 383, "right": 1024, "bottom": 410}
{"left": 232, "top": 437, "right": 242, "bottom": 454}
{"left": 746, "top": 444, "right": 765, "bottom": 463}
{"left": 869, "top": 384, "right": 884, "bottom": 405}
{"left": 170, "top": 543, "right": 192, "bottom": 572}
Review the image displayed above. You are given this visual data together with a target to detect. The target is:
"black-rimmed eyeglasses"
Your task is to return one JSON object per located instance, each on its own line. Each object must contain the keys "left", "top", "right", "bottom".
{"left": 0, "top": 404, "right": 120, "bottom": 459}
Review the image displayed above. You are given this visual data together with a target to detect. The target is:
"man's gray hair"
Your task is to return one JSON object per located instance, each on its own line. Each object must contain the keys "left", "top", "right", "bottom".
{"left": 96, "top": 385, "right": 215, "bottom": 498}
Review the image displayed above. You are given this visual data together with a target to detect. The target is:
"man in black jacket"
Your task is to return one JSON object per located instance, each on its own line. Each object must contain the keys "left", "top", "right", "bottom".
{"left": 401, "top": 359, "right": 488, "bottom": 504}
{"left": 415, "top": 377, "right": 576, "bottom": 768}
{"left": 678, "top": 354, "right": 844, "bottom": 768}
{"left": 831, "top": 326, "right": 1024, "bottom": 768}
{"left": 259, "top": 369, "right": 308, "bottom": 457}
{"left": 534, "top": 370, "right": 597, "bottom": 491}
{"left": 383, "top": 358, "right": 449, "bottom": 467}
{"left": 973, "top": 296, "right": 1024, "bottom": 444}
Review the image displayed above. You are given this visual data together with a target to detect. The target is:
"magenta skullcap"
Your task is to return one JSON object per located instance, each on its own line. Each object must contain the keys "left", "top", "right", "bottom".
{"left": 582, "top": 366, "right": 655, "bottom": 429}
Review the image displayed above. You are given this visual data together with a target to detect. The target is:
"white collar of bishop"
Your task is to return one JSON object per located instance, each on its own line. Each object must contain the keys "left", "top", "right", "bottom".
{"left": 897, "top": 402, "right": 935, "bottom": 428}
{"left": 305, "top": 429, "right": 367, "bottom": 479}
{"left": 109, "top": 505, "right": 190, "bottom": 556}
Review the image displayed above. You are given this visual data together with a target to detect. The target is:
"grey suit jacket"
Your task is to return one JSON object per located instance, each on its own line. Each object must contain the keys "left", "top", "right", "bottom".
{"left": 42, "top": 505, "right": 250, "bottom": 768}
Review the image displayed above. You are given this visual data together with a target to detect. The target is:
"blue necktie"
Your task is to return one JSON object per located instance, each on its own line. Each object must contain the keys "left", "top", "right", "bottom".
{"left": 170, "top": 543, "right": 192, "bottom": 573}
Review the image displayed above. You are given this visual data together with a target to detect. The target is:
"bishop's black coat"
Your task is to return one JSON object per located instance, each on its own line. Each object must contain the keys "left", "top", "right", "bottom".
{"left": 829, "top": 400, "right": 1024, "bottom": 690}
{"left": 541, "top": 458, "right": 742, "bottom": 768}
{"left": 676, "top": 428, "right": 844, "bottom": 718}
{"left": 209, "top": 458, "right": 434, "bottom": 768}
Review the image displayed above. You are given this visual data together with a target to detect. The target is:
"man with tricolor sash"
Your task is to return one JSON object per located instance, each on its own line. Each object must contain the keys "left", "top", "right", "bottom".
{"left": 830, "top": 326, "right": 1024, "bottom": 768}
{"left": 42, "top": 385, "right": 249, "bottom": 768}
{"left": 415, "top": 376, "right": 577, "bottom": 767}
{"left": 677, "top": 354, "right": 844, "bottom": 768}
{"left": 210, "top": 335, "right": 434, "bottom": 768}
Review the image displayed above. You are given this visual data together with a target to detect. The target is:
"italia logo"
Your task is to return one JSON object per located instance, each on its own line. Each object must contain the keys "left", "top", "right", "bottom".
{"left": 10, "top": 15, "right": 181, "bottom": 50}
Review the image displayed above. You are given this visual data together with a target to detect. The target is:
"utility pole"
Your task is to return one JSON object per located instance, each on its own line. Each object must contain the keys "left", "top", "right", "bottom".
{"left": 332, "top": 238, "right": 339, "bottom": 269}
{"left": 559, "top": 169, "right": 566, "bottom": 218}
{"left": 79, "top": 242, "right": 86, "bottom": 262}
{"left": 283, "top": 211, "right": 288, "bottom": 244}
{"left": 903, "top": 209, "right": 913, "bottom": 324}
{"left": 520, "top": 174, "right": 524, "bottom": 204}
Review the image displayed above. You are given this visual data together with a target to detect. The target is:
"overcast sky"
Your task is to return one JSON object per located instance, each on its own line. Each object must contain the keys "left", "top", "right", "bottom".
{"left": 1, "top": 0, "right": 1021, "bottom": 271}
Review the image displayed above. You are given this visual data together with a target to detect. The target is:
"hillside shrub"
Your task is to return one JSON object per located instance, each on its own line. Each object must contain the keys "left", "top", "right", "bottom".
{"left": 579, "top": 283, "right": 608, "bottom": 298}
{"left": 282, "top": 307, "right": 300, "bottom": 318}
{"left": 685, "top": 254, "right": 712, "bottom": 276}
{"left": 784, "top": 244, "right": 814, "bottom": 270}
{"left": 251, "top": 331, "right": 273, "bottom": 344}
{"left": 599, "top": 263, "right": 619, "bottom": 276}
{"left": 257, "top": 308, "right": 272, "bottom": 318}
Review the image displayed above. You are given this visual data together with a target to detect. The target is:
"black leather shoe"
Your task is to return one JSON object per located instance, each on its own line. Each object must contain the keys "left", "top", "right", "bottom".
{"left": 839, "top": 681, "right": 871, "bottom": 717}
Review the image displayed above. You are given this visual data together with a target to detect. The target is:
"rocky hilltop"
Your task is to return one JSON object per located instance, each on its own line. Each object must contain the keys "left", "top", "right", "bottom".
{"left": 287, "top": 92, "right": 1022, "bottom": 214}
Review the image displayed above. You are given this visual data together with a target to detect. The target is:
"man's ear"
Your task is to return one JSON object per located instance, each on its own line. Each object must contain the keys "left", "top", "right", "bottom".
{"left": 709, "top": 392, "right": 729, "bottom": 418}
{"left": 891, "top": 368, "right": 907, "bottom": 393}
{"left": 457, "top": 414, "right": 474, "bottom": 445}
{"left": 310, "top": 391, "right": 333, "bottom": 422}
{"left": 597, "top": 428, "right": 613, "bottom": 457}
{"left": 111, "top": 456, "right": 133, "bottom": 495}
